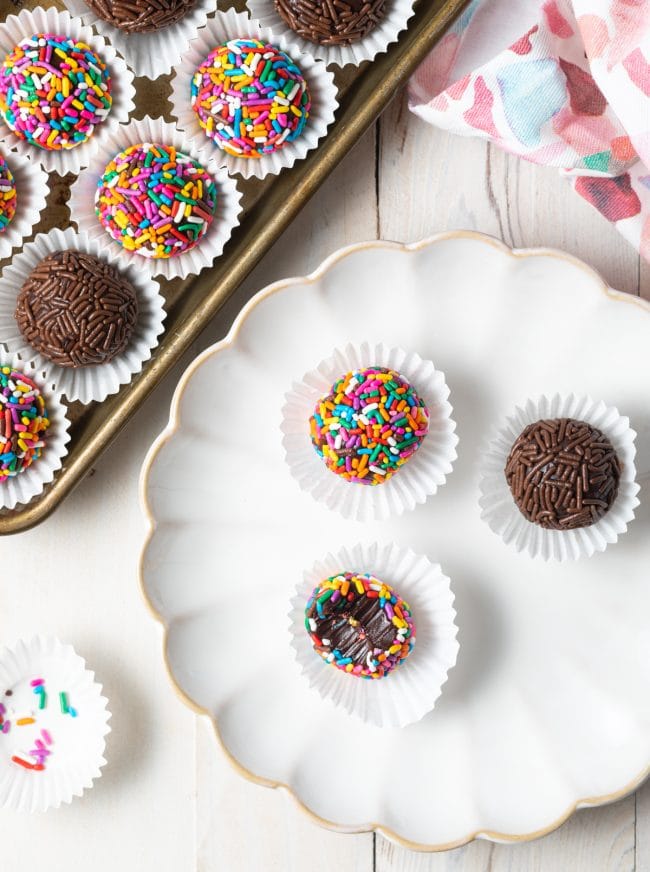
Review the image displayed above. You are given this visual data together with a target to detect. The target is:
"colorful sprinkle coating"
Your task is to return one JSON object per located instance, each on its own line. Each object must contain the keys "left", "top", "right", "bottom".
{"left": 0, "top": 33, "right": 112, "bottom": 151}
{"left": 310, "top": 366, "right": 429, "bottom": 486}
{"left": 305, "top": 572, "right": 416, "bottom": 679}
{"left": 95, "top": 143, "right": 218, "bottom": 258}
{"left": 0, "top": 365, "right": 50, "bottom": 481}
{"left": 191, "top": 39, "right": 311, "bottom": 158}
{"left": 0, "top": 154, "right": 17, "bottom": 233}
{"left": 1, "top": 679, "right": 64, "bottom": 773}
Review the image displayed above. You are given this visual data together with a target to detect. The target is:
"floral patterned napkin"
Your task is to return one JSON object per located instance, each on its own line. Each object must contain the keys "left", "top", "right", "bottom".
{"left": 409, "top": 0, "right": 650, "bottom": 259}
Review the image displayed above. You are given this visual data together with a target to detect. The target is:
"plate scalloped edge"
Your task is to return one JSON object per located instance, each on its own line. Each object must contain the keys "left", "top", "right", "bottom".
{"left": 138, "top": 229, "right": 650, "bottom": 853}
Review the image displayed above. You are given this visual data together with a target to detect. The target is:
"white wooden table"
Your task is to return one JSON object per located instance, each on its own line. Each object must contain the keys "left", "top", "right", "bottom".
{"left": 2, "top": 92, "right": 649, "bottom": 872}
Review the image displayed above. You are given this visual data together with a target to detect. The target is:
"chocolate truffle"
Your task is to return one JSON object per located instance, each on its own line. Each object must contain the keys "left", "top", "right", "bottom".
{"left": 0, "top": 155, "right": 17, "bottom": 233}
{"left": 274, "top": 0, "right": 386, "bottom": 46}
{"left": 309, "top": 366, "right": 429, "bottom": 485}
{"left": 191, "top": 40, "right": 311, "bottom": 159}
{"left": 305, "top": 572, "right": 415, "bottom": 678}
{"left": 0, "top": 364, "right": 50, "bottom": 480}
{"left": 15, "top": 250, "right": 138, "bottom": 367}
{"left": 0, "top": 34, "right": 112, "bottom": 151}
{"left": 505, "top": 418, "right": 621, "bottom": 530}
{"left": 83, "top": 0, "right": 197, "bottom": 33}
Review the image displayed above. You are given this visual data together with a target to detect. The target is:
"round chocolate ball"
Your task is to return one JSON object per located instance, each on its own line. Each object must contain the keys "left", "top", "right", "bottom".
{"left": 504, "top": 417, "right": 621, "bottom": 530}
{"left": 15, "top": 250, "right": 138, "bottom": 368}
{"left": 0, "top": 34, "right": 112, "bottom": 151}
{"left": 83, "top": 0, "right": 197, "bottom": 33}
{"left": 0, "top": 154, "right": 17, "bottom": 233}
{"left": 274, "top": 0, "right": 386, "bottom": 46}
{"left": 309, "top": 366, "right": 429, "bottom": 485}
{"left": 305, "top": 572, "right": 415, "bottom": 678}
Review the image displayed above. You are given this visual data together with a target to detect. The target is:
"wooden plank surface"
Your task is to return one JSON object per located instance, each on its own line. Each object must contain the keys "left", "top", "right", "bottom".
{"left": 1, "top": 92, "right": 647, "bottom": 872}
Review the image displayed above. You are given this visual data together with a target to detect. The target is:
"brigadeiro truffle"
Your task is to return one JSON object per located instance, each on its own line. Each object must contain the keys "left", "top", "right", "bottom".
{"left": 305, "top": 571, "right": 415, "bottom": 678}
{"left": 274, "top": 0, "right": 386, "bottom": 46}
{"left": 191, "top": 39, "right": 311, "bottom": 158}
{"left": 504, "top": 417, "right": 621, "bottom": 530}
{"left": 95, "top": 143, "right": 217, "bottom": 258}
{"left": 82, "top": 0, "right": 197, "bottom": 33}
{"left": 0, "top": 363, "right": 50, "bottom": 481}
{"left": 15, "top": 250, "right": 138, "bottom": 368}
{"left": 0, "top": 33, "right": 112, "bottom": 151}
{"left": 309, "top": 365, "right": 429, "bottom": 485}
{"left": 0, "top": 154, "right": 17, "bottom": 233}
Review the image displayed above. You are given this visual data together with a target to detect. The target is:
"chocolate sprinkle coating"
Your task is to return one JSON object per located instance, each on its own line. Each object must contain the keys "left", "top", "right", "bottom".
{"left": 504, "top": 418, "right": 621, "bottom": 530}
{"left": 274, "top": 0, "right": 386, "bottom": 46}
{"left": 15, "top": 250, "right": 139, "bottom": 368}
{"left": 83, "top": 0, "right": 197, "bottom": 33}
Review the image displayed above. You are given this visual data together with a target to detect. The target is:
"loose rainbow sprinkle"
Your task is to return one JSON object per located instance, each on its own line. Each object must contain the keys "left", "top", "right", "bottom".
{"left": 310, "top": 366, "right": 429, "bottom": 485}
{"left": 95, "top": 142, "right": 218, "bottom": 258}
{"left": 191, "top": 39, "right": 311, "bottom": 158}
{"left": 0, "top": 365, "right": 50, "bottom": 481}
{"left": 0, "top": 154, "right": 17, "bottom": 233}
{"left": 305, "top": 572, "right": 416, "bottom": 679}
{"left": 0, "top": 33, "right": 112, "bottom": 151}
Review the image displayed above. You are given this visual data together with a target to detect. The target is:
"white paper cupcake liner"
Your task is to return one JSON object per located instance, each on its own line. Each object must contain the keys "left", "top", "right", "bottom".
{"left": 0, "top": 349, "right": 70, "bottom": 511}
{"left": 281, "top": 342, "right": 458, "bottom": 521}
{"left": 0, "top": 227, "right": 166, "bottom": 404}
{"left": 479, "top": 394, "right": 640, "bottom": 562}
{"left": 247, "top": 0, "right": 416, "bottom": 68}
{"left": 0, "top": 7, "right": 135, "bottom": 175}
{"left": 68, "top": 115, "right": 243, "bottom": 280}
{"left": 290, "top": 542, "right": 459, "bottom": 728}
{"left": 170, "top": 7, "right": 339, "bottom": 179}
{"left": 0, "top": 151, "right": 48, "bottom": 261}
{"left": 63, "top": 0, "right": 215, "bottom": 79}
{"left": 0, "top": 636, "right": 110, "bottom": 812}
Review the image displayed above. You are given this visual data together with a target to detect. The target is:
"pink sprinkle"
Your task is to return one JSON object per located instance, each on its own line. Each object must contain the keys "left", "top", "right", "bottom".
{"left": 41, "top": 729, "right": 52, "bottom": 746}
{"left": 0, "top": 703, "right": 5, "bottom": 715}
{"left": 30, "top": 678, "right": 45, "bottom": 687}
{"left": 2, "top": 722, "right": 10, "bottom": 734}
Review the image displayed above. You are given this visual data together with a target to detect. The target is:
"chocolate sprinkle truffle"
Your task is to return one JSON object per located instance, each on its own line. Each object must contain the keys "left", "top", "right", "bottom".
{"left": 305, "top": 572, "right": 415, "bottom": 679}
{"left": 15, "top": 250, "right": 138, "bottom": 367}
{"left": 274, "top": 0, "right": 386, "bottom": 46}
{"left": 83, "top": 0, "right": 197, "bottom": 33}
{"left": 505, "top": 418, "right": 621, "bottom": 530}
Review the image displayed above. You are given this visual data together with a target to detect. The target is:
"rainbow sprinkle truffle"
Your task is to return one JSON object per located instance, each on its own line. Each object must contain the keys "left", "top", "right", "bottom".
{"left": 191, "top": 39, "right": 311, "bottom": 158}
{"left": 0, "top": 365, "right": 50, "bottom": 481}
{"left": 0, "top": 154, "right": 17, "bottom": 233}
{"left": 0, "top": 33, "right": 112, "bottom": 151}
{"left": 95, "top": 143, "right": 218, "bottom": 258}
{"left": 310, "top": 366, "right": 429, "bottom": 485}
{"left": 305, "top": 572, "right": 415, "bottom": 679}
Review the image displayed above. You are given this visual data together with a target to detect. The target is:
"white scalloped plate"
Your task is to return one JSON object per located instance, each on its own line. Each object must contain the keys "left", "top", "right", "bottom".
{"left": 139, "top": 232, "right": 650, "bottom": 851}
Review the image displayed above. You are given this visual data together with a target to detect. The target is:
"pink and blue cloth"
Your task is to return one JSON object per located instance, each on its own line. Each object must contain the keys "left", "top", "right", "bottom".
{"left": 410, "top": 0, "right": 650, "bottom": 259}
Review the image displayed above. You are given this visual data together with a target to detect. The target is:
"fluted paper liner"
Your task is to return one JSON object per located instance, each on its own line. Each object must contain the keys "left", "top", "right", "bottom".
{"left": 63, "top": 0, "right": 214, "bottom": 79}
{"left": 0, "top": 7, "right": 135, "bottom": 175}
{"left": 0, "top": 349, "right": 70, "bottom": 511}
{"left": 0, "top": 227, "right": 166, "bottom": 404}
{"left": 0, "top": 636, "right": 111, "bottom": 812}
{"left": 0, "top": 151, "right": 48, "bottom": 261}
{"left": 169, "top": 7, "right": 338, "bottom": 180}
{"left": 68, "top": 115, "right": 243, "bottom": 280}
{"left": 247, "top": 0, "right": 417, "bottom": 68}
{"left": 479, "top": 394, "right": 640, "bottom": 562}
{"left": 290, "top": 542, "right": 459, "bottom": 728}
{"left": 281, "top": 342, "right": 458, "bottom": 521}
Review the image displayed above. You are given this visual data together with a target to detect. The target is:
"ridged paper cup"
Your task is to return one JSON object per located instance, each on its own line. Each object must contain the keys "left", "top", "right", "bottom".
{"left": 479, "top": 394, "right": 640, "bottom": 562}
{"left": 63, "top": 0, "right": 215, "bottom": 79}
{"left": 0, "top": 7, "right": 135, "bottom": 175}
{"left": 281, "top": 342, "right": 458, "bottom": 521}
{"left": 169, "top": 7, "right": 339, "bottom": 179}
{"left": 0, "top": 349, "right": 70, "bottom": 511}
{"left": 290, "top": 542, "right": 459, "bottom": 728}
{"left": 247, "top": 0, "right": 416, "bottom": 68}
{"left": 0, "top": 227, "right": 166, "bottom": 404}
{"left": 0, "top": 636, "right": 111, "bottom": 812}
{"left": 0, "top": 151, "right": 48, "bottom": 261}
{"left": 68, "top": 115, "right": 243, "bottom": 280}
